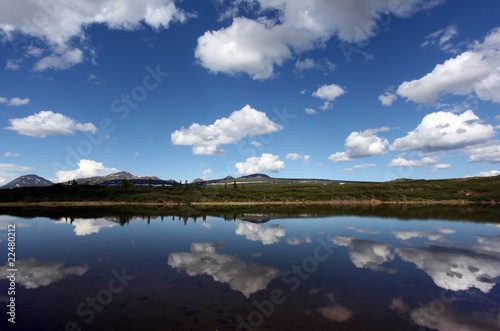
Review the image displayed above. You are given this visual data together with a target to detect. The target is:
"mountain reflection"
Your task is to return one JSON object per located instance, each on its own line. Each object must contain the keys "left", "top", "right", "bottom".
{"left": 0, "top": 258, "right": 89, "bottom": 289}
{"left": 235, "top": 222, "right": 286, "bottom": 245}
{"left": 331, "top": 236, "right": 395, "bottom": 272}
{"left": 168, "top": 242, "right": 280, "bottom": 298}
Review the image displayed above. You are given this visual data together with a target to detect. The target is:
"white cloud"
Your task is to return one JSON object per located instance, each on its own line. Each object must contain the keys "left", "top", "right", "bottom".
{"left": 171, "top": 105, "right": 282, "bottom": 155}
{"left": 388, "top": 156, "right": 438, "bottom": 167}
{"left": 235, "top": 222, "right": 286, "bottom": 245}
{"left": 168, "top": 242, "right": 280, "bottom": 298}
{"left": 329, "top": 127, "right": 389, "bottom": 162}
{"left": 378, "top": 92, "right": 397, "bottom": 106}
{"left": 421, "top": 25, "right": 458, "bottom": 52}
{"left": 251, "top": 141, "right": 262, "bottom": 148}
{"left": 465, "top": 142, "right": 500, "bottom": 163}
{"left": 4, "top": 152, "right": 21, "bottom": 157}
{"left": 34, "top": 48, "right": 83, "bottom": 71}
{"left": 195, "top": 17, "right": 314, "bottom": 80}
{"left": 391, "top": 110, "right": 496, "bottom": 152}
{"left": 5, "top": 59, "right": 20, "bottom": 70}
{"left": 312, "top": 83, "right": 345, "bottom": 109}
{"left": 235, "top": 153, "right": 285, "bottom": 176}
{"left": 466, "top": 170, "right": 500, "bottom": 178}
{"left": 429, "top": 163, "right": 452, "bottom": 172}
{"left": 0, "top": 258, "right": 88, "bottom": 289}
{"left": 343, "top": 163, "right": 377, "bottom": 171}
{"left": 295, "top": 58, "right": 318, "bottom": 72}
{"left": 397, "top": 27, "right": 500, "bottom": 104}
{"left": 0, "top": 0, "right": 190, "bottom": 70}
{"left": 305, "top": 107, "right": 317, "bottom": 115}
{"left": 202, "top": 168, "right": 212, "bottom": 180}
{"left": 286, "top": 152, "right": 311, "bottom": 163}
{"left": 5, "top": 110, "right": 97, "bottom": 138}
{"left": 331, "top": 236, "right": 394, "bottom": 272}
{"left": 55, "top": 159, "right": 118, "bottom": 182}
{"left": 255, "top": 0, "right": 443, "bottom": 44}
{"left": 0, "top": 96, "right": 30, "bottom": 106}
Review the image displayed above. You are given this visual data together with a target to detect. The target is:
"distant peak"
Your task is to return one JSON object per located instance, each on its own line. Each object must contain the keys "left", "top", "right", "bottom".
{"left": 239, "top": 173, "right": 271, "bottom": 179}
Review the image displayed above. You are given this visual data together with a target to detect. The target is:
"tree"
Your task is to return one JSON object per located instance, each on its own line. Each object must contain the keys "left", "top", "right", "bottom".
{"left": 149, "top": 177, "right": 152, "bottom": 187}
{"left": 121, "top": 179, "right": 128, "bottom": 188}
{"left": 71, "top": 179, "right": 77, "bottom": 186}
{"left": 233, "top": 181, "right": 237, "bottom": 189}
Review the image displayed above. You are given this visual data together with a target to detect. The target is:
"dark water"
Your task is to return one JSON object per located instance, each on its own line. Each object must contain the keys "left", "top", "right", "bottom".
{"left": 1, "top": 206, "right": 500, "bottom": 330}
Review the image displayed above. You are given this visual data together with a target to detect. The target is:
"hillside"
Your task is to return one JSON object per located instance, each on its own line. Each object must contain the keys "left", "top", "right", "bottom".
{"left": 1, "top": 174, "right": 53, "bottom": 189}
{"left": 0, "top": 175, "right": 499, "bottom": 204}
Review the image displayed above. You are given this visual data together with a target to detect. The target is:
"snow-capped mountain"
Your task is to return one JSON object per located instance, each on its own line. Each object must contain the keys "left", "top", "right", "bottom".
{"left": 2, "top": 174, "right": 53, "bottom": 189}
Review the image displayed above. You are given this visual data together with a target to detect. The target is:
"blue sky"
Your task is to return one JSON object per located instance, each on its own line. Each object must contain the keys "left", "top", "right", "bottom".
{"left": 1, "top": 0, "right": 500, "bottom": 184}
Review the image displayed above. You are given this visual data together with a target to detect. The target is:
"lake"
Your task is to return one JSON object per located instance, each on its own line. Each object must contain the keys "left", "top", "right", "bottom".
{"left": 1, "top": 205, "right": 499, "bottom": 330}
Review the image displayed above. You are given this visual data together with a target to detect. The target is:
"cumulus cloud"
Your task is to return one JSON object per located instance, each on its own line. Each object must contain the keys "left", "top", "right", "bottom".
{"left": 286, "top": 153, "right": 310, "bottom": 163}
{"left": 466, "top": 169, "right": 500, "bottom": 177}
{"left": 171, "top": 105, "right": 282, "bottom": 155}
{"left": 202, "top": 168, "right": 212, "bottom": 180}
{"left": 195, "top": 17, "right": 314, "bottom": 80}
{"left": 0, "top": 0, "right": 190, "bottom": 70}
{"left": 0, "top": 96, "right": 30, "bottom": 106}
{"left": 235, "top": 222, "right": 286, "bottom": 245}
{"left": 5, "top": 110, "right": 97, "bottom": 138}
{"left": 396, "top": 245, "right": 500, "bottom": 293}
{"left": 378, "top": 92, "right": 397, "bottom": 106}
{"left": 331, "top": 236, "right": 394, "bottom": 272}
{"left": 329, "top": 128, "right": 390, "bottom": 162}
{"left": 388, "top": 156, "right": 438, "bottom": 167}
{"left": 397, "top": 27, "right": 500, "bottom": 104}
{"left": 390, "top": 110, "right": 496, "bottom": 152}
{"left": 235, "top": 153, "right": 285, "bottom": 176}
{"left": 465, "top": 142, "right": 500, "bottom": 163}
{"left": 0, "top": 259, "right": 88, "bottom": 289}
{"left": 312, "top": 83, "right": 346, "bottom": 109}
{"left": 167, "top": 242, "right": 280, "bottom": 298}
{"left": 305, "top": 108, "right": 317, "bottom": 115}
{"left": 55, "top": 159, "right": 118, "bottom": 182}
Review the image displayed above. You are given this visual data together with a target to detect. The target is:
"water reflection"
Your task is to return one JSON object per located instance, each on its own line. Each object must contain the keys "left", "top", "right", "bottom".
{"left": 235, "top": 222, "right": 286, "bottom": 245}
{"left": 396, "top": 245, "right": 500, "bottom": 293}
{"left": 59, "top": 217, "right": 118, "bottom": 236}
{"left": 0, "top": 258, "right": 89, "bottom": 289}
{"left": 331, "top": 236, "right": 395, "bottom": 272}
{"left": 167, "top": 242, "right": 280, "bottom": 298}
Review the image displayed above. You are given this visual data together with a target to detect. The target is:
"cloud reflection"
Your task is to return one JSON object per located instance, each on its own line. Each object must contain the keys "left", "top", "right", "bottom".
{"left": 70, "top": 218, "right": 117, "bottom": 236}
{"left": 410, "top": 299, "right": 500, "bottom": 331}
{"left": 396, "top": 245, "right": 500, "bottom": 293}
{"left": 235, "top": 222, "right": 286, "bottom": 245}
{"left": 0, "top": 258, "right": 89, "bottom": 289}
{"left": 392, "top": 230, "right": 444, "bottom": 241}
{"left": 168, "top": 242, "right": 280, "bottom": 298}
{"left": 331, "top": 236, "right": 394, "bottom": 272}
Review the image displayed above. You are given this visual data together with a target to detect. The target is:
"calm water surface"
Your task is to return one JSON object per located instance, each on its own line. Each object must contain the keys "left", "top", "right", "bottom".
{"left": 1, "top": 207, "right": 500, "bottom": 330}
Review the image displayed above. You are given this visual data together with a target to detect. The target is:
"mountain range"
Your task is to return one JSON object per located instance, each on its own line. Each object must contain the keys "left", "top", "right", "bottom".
{"left": 1, "top": 172, "right": 355, "bottom": 189}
